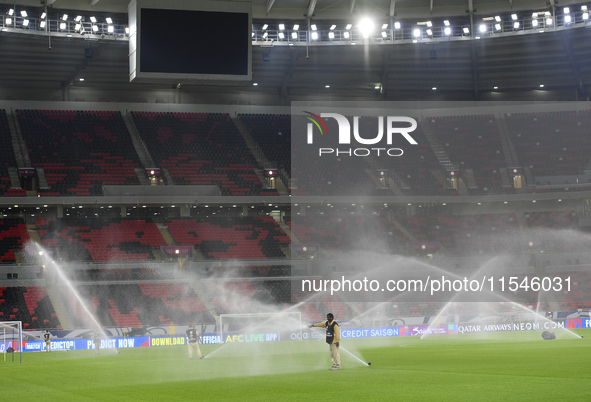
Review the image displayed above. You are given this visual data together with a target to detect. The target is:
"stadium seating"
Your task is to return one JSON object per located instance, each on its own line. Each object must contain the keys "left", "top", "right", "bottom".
{"left": 526, "top": 211, "right": 579, "bottom": 229}
{"left": 166, "top": 217, "right": 290, "bottom": 259}
{"left": 0, "top": 110, "right": 23, "bottom": 197}
{"left": 0, "top": 286, "right": 59, "bottom": 329}
{"left": 35, "top": 218, "right": 165, "bottom": 262}
{"left": 17, "top": 110, "right": 141, "bottom": 196}
{"left": 131, "top": 111, "right": 277, "bottom": 195}
{"left": 504, "top": 111, "right": 591, "bottom": 176}
{"left": 0, "top": 219, "right": 30, "bottom": 263}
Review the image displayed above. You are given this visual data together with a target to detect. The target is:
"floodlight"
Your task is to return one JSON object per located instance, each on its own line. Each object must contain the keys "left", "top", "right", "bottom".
{"left": 252, "top": 82, "right": 258, "bottom": 86}
{"left": 532, "top": 19, "right": 539, "bottom": 27}
{"left": 564, "top": 7, "right": 570, "bottom": 14}
{"left": 546, "top": 17, "right": 553, "bottom": 25}
{"left": 22, "top": 19, "right": 29, "bottom": 26}
{"left": 539, "top": 84, "right": 544, "bottom": 87}
{"left": 532, "top": 13, "right": 538, "bottom": 18}
{"left": 444, "top": 26, "right": 451, "bottom": 35}
{"left": 493, "top": 86, "right": 498, "bottom": 89}
{"left": 60, "top": 22, "right": 66, "bottom": 30}
{"left": 107, "top": 25, "right": 114, "bottom": 33}
{"left": 106, "top": 17, "right": 113, "bottom": 24}
{"left": 463, "top": 27, "right": 470, "bottom": 33}
{"left": 495, "top": 23, "right": 501, "bottom": 30}
{"left": 293, "top": 24, "right": 299, "bottom": 30}
{"left": 279, "top": 23, "right": 285, "bottom": 30}
{"left": 479, "top": 24, "right": 486, "bottom": 32}
{"left": 328, "top": 31, "right": 334, "bottom": 38}
{"left": 41, "top": 12, "right": 46, "bottom": 19}
{"left": 345, "top": 24, "right": 352, "bottom": 29}
{"left": 311, "top": 24, "right": 317, "bottom": 30}
{"left": 565, "top": 15, "right": 572, "bottom": 23}
{"left": 79, "top": 78, "right": 84, "bottom": 81}
{"left": 75, "top": 23, "right": 81, "bottom": 31}
{"left": 262, "top": 24, "right": 268, "bottom": 30}
{"left": 375, "top": 85, "right": 380, "bottom": 89}
{"left": 292, "top": 32, "right": 297, "bottom": 38}
{"left": 262, "top": 32, "right": 268, "bottom": 38}
{"left": 583, "top": 6, "right": 588, "bottom": 11}
{"left": 75, "top": 15, "right": 82, "bottom": 22}
{"left": 426, "top": 21, "right": 432, "bottom": 27}
{"left": 494, "top": 16, "right": 501, "bottom": 22}
{"left": 62, "top": 14, "right": 68, "bottom": 21}
{"left": 545, "top": 11, "right": 551, "bottom": 16}
{"left": 381, "top": 23, "right": 388, "bottom": 29}
{"left": 20, "top": 11, "right": 27, "bottom": 17}
{"left": 513, "top": 21, "right": 520, "bottom": 28}
{"left": 413, "top": 28, "right": 421, "bottom": 37}
{"left": 90, "top": 16, "right": 97, "bottom": 23}
{"left": 359, "top": 18, "right": 374, "bottom": 38}
{"left": 311, "top": 31, "right": 318, "bottom": 39}
{"left": 125, "top": 27, "right": 130, "bottom": 34}
{"left": 325, "top": 84, "right": 330, "bottom": 88}
{"left": 8, "top": 9, "right": 13, "bottom": 16}
{"left": 278, "top": 32, "right": 284, "bottom": 39}
{"left": 426, "top": 28, "right": 432, "bottom": 35}
{"left": 511, "top": 14, "right": 518, "bottom": 20}
{"left": 92, "top": 25, "right": 98, "bottom": 32}
{"left": 343, "top": 31, "right": 350, "bottom": 38}
{"left": 40, "top": 20, "right": 46, "bottom": 28}
{"left": 432, "top": 87, "right": 437, "bottom": 90}
{"left": 444, "top": 20, "right": 450, "bottom": 26}
{"left": 584, "top": 12, "right": 589, "bottom": 20}
{"left": 394, "top": 22, "right": 400, "bottom": 29}
{"left": 381, "top": 31, "right": 387, "bottom": 37}
{"left": 330, "top": 24, "right": 336, "bottom": 30}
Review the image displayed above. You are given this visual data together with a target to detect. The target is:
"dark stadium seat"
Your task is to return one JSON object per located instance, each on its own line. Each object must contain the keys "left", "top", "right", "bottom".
{"left": 0, "top": 219, "right": 30, "bottom": 263}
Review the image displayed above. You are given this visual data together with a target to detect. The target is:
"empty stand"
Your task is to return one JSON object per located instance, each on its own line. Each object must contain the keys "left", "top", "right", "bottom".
{"left": 17, "top": 110, "right": 141, "bottom": 196}
{"left": 131, "top": 112, "right": 276, "bottom": 195}
{"left": 238, "top": 114, "right": 291, "bottom": 173}
{"left": 0, "top": 286, "right": 59, "bottom": 329}
{"left": 0, "top": 110, "right": 22, "bottom": 196}
{"left": 0, "top": 219, "right": 30, "bottom": 263}
{"left": 167, "top": 217, "right": 289, "bottom": 259}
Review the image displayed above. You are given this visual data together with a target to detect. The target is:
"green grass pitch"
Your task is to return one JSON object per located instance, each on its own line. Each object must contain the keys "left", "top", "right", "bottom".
{"left": 2, "top": 329, "right": 590, "bottom": 401}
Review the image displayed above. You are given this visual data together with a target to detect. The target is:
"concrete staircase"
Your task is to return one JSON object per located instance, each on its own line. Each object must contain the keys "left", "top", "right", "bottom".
{"left": 7, "top": 111, "right": 31, "bottom": 167}
{"left": 123, "top": 113, "right": 156, "bottom": 169}
{"left": 134, "top": 168, "right": 150, "bottom": 185}
{"left": 36, "top": 167, "right": 50, "bottom": 190}
{"left": 7, "top": 167, "right": 21, "bottom": 189}
{"left": 389, "top": 217, "right": 418, "bottom": 242}
{"left": 420, "top": 119, "right": 457, "bottom": 172}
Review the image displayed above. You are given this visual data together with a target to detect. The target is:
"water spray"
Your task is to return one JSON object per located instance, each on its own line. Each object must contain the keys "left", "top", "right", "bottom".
{"left": 340, "top": 346, "right": 371, "bottom": 367}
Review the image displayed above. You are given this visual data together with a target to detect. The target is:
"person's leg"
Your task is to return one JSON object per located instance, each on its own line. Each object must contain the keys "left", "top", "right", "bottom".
{"left": 334, "top": 344, "right": 341, "bottom": 368}
{"left": 196, "top": 343, "right": 203, "bottom": 358}
{"left": 188, "top": 343, "right": 194, "bottom": 359}
{"left": 48, "top": 341, "right": 51, "bottom": 352}
{"left": 329, "top": 344, "right": 336, "bottom": 368}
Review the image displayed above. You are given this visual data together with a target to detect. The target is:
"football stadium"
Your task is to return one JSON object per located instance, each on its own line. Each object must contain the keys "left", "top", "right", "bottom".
{"left": 1, "top": 0, "right": 591, "bottom": 400}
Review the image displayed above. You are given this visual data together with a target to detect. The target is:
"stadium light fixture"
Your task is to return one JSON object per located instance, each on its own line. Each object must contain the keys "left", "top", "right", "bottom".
{"left": 262, "top": 32, "right": 268, "bottom": 38}
{"left": 381, "top": 31, "right": 387, "bottom": 38}
{"left": 311, "top": 31, "right": 318, "bottom": 39}
{"left": 426, "top": 21, "right": 432, "bottom": 27}
{"left": 107, "top": 25, "right": 114, "bottom": 33}
{"left": 532, "top": 19, "right": 539, "bottom": 27}
{"left": 8, "top": 9, "right": 14, "bottom": 16}
{"left": 513, "top": 21, "right": 520, "bottom": 29}
{"left": 345, "top": 23, "right": 352, "bottom": 29}
{"left": 41, "top": 12, "right": 46, "bottom": 19}
{"left": 293, "top": 24, "right": 299, "bottom": 30}
{"left": 351, "top": 42, "right": 356, "bottom": 45}
{"left": 511, "top": 14, "right": 518, "bottom": 20}
{"left": 311, "top": 24, "right": 317, "bottom": 30}
{"left": 92, "top": 25, "right": 98, "bottom": 32}
{"left": 330, "top": 24, "right": 336, "bottom": 30}
{"left": 262, "top": 24, "right": 268, "bottom": 30}
{"left": 328, "top": 31, "right": 335, "bottom": 39}
{"left": 75, "top": 23, "right": 81, "bottom": 31}
{"left": 79, "top": 78, "right": 84, "bottom": 81}
{"left": 381, "top": 23, "right": 388, "bottom": 29}
{"left": 278, "top": 32, "right": 284, "bottom": 39}
{"left": 394, "top": 22, "right": 401, "bottom": 29}
{"left": 22, "top": 19, "right": 29, "bottom": 26}
{"left": 343, "top": 31, "right": 350, "bottom": 38}
{"left": 75, "top": 15, "right": 82, "bottom": 22}
{"left": 565, "top": 15, "right": 572, "bottom": 23}
{"left": 444, "top": 20, "right": 450, "bottom": 26}
{"left": 359, "top": 18, "right": 374, "bottom": 38}
{"left": 583, "top": 5, "right": 588, "bottom": 11}
{"left": 494, "top": 16, "right": 501, "bottom": 22}
{"left": 60, "top": 22, "right": 66, "bottom": 30}
{"left": 546, "top": 17, "right": 553, "bottom": 25}
{"left": 463, "top": 27, "right": 470, "bottom": 34}
{"left": 279, "top": 23, "right": 285, "bottom": 30}
{"left": 325, "top": 84, "right": 330, "bottom": 88}
{"left": 426, "top": 28, "right": 433, "bottom": 35}
{"left": 291, "top": 32, "right": 297, "bottom": 39}
{"left": 584, "top": 12, "right": 589, "bottom": 20}
{"left": 62, "top": 14, "right": 68, "bottom": 21}
{"left": 252, "top": 82, "right": 258, "bottom": 86}
{"left": 413, "top": 28, "right": 421, "bottom": 37}
{"left": 20, "top": 10, "right": 27, "bottom": 17}
{"left": 40, "top": 20, "right": 46, "bottom": 28}
{"left": 90, "top": 16, "right": 97, "bottom": 23}
{"left": 479, "top": 24, "right": 486, "bottom": 32}
{"left": 540, "top": 84, "right": 544, "bottom": 87}
{"left": 494, "top": 86, "right": 498, "bottom": 89}
{"left": 444, "top": 26, "right": 451, "bottom": 35}
{"left": 125, "top": 27, "right": 130, "bottom": 34}
{"left": 564, "top": 7, "right": 570, "bottom": 14}
{"left": 495, "top": 23, "right": 501, "bottom": 31}
{"left": 432, "top": 87, "right": 437, "bottom": 90}
{"left": 106, "top": 17, "right": 113, "bottom": 24}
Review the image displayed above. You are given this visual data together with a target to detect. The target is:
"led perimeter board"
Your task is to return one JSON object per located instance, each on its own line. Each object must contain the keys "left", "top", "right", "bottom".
{"left": 128, "top": 0, "right": 252, "bottom": 83}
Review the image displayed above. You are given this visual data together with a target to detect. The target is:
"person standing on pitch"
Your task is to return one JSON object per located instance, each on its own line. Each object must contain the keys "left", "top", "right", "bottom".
{"left": 92, "top": 330, "right": 101, "bottom": 356}
{"left": 43, "top": 330, "right": 51, "bottom": 352}
{"left": 309, "top": 313, "right": 341, "bottom": 370}
{"left": 186, "top": 323, "right": 204, "bottom": 359}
